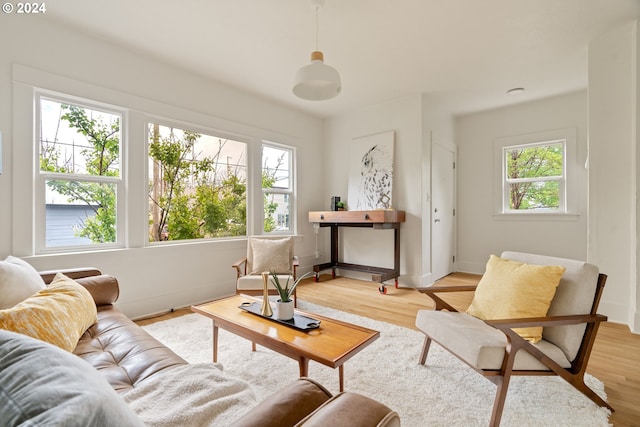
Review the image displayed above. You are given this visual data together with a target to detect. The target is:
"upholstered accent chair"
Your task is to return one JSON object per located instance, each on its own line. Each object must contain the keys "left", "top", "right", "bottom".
{"left": 415, "top": 251, "right": 613, "bottom": 427}
{"left": 232, "top": 236, "right": 299, "bottom": 306}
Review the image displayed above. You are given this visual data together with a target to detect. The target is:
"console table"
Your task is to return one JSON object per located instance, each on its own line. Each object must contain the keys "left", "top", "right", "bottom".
{"left": 308, "top": 210, "right": 406, "bottom": 294}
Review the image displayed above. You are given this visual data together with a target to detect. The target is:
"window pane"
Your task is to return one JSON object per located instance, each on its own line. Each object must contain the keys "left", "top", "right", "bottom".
{"left": 40, "top": 99, "right": 120, "bottom": 177}
{"left": 262, "top": 146, "right": 290, "bottom": 190}
{"left": 45, "top": 180, "right": 117, "bottom": 247}
{"left": 264, "top": 192, "right": 290, "bottom": 232}
{"left": 148, "top": 124, "right": 247, "bottom": 242}
{"left": 508, "top": 181, "right": 560, "bottom": 210}
{"left": 505, "top": 143, "right": 563, "bottom": 180}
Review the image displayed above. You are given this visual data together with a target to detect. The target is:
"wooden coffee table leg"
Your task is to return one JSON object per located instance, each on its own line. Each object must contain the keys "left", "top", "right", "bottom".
{"left": 298, "top": 356, "right": 309, "bottom": 377}
{"left": 212, "top": 321, "right": 218, "bottom": 363}
{"left": 339, "top": 365, "right": 344, "bottom": 392}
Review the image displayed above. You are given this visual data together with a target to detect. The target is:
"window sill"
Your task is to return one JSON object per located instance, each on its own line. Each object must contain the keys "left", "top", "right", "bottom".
{"left": 492, "top": 212, "right": 580, "bottom": 221}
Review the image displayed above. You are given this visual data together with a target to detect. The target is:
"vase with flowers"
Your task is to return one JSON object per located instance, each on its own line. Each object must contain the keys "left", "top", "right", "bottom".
{"left": 269, "top": 270, "right": 313, "bottom": 320}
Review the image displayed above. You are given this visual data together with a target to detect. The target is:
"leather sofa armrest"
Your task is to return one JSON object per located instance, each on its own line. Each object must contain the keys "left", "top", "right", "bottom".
{"left": 40, "top": 269, "right": 119, "bottom": 305}
{"left": 297, "top": 392, "right": 400, "bottom": 427}
{"left": 230, "top": 378, "right": 332, "bottom": 427}
{"left": 40, "top": 268, "right": 102, "bottom": 284}
{"left": 74, "top": 274, "right": 120, "bottom": 305}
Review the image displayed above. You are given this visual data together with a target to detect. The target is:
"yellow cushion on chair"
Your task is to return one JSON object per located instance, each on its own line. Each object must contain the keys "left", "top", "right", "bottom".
{"left": 466, "top": 255, "right": 566, "bottom": 343}
{"left": 0, "top": 273, "right": 97, "bottom": 352}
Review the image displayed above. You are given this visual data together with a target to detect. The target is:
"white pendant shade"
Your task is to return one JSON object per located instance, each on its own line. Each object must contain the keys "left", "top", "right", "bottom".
{"left": 293, "top": 51, "right": 341, "bottom": 100}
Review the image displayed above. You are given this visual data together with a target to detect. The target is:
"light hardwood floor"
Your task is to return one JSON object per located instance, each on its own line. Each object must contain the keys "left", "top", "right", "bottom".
{"left": 138, "top": 273, "right": 640, "bottom": 426}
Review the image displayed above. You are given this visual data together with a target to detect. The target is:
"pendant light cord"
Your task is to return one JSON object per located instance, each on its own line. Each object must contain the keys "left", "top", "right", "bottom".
{"left": 315, "top": 4, "right": 320, "bottom": 51}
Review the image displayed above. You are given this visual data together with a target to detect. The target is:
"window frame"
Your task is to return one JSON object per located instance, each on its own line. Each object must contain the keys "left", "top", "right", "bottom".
{"left": 35, "top": 91, "right": 126, "bottom": 253}
{"left": 13, "top": 65, "right": 299, "bottom": 257}
{"left": 494, "top": 128, "right": 578, "bottom": 219}
{"left": 261, "top": 141, "right": 296, "bottom": 235}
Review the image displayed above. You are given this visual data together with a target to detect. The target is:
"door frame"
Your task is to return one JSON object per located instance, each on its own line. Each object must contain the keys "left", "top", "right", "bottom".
{"left": 429, "top": 137, "right": 457, "bottom": 284}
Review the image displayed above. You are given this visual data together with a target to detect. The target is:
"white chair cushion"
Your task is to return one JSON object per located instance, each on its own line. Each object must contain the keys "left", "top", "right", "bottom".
{"left": 501, "top": 251, "right": 599, "bottom": 361}
{"left": 236, "top": 274, "right": 294, "bottom": 291}
{"left": 415, "top": 310, "right": 571, "bottom": 370}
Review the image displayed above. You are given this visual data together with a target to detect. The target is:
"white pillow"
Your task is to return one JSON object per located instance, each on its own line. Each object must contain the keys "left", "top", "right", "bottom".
{"left": 249, "top": 237, "right": 293, "bottom": 275}
{"left": 0, "top": 256, "right": 45, "bottom": 309}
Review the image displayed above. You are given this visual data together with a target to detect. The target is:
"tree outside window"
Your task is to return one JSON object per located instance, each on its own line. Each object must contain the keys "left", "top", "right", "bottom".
{"left": 262, "top": 144, "right": 292, "bottom": 233}
{"left": 504, "top": 141, "right": 564, "bottom": 211}
{"left": 147, "top": 124, "right": 247, "bottom": 242}
{"left": 39, "top": 98, "right": 121, "bottom": 248}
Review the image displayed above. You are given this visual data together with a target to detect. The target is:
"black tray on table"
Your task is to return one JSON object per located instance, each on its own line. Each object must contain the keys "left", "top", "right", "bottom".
{"left": 239, "top": 301, "right": 321, "bottom": 331}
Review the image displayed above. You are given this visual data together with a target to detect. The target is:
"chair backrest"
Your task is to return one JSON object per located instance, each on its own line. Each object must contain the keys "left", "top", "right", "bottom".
{"left": 246, "top": 236, "right": 294, "bottom": 275}
{"left": 501, "top": 251, "right": 600, "bottom": 362}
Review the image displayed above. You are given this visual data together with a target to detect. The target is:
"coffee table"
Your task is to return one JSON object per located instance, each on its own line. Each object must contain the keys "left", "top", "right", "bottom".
{"left": 191, "top": 294, "right": 379, "bottom": 391}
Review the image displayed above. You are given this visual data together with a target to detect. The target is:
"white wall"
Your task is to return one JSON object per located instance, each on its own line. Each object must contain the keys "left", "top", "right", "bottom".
{"left": 0, "top": 17, "right": 324, "bottom": 319}
{"left": 455, "top": 91, "right": 589, "bottom": 272}
{"left": 322, "top": 96, "right": 424, "bottom": 286}
{"left": 587, "top": 20, "right": 638, "bottom": 329}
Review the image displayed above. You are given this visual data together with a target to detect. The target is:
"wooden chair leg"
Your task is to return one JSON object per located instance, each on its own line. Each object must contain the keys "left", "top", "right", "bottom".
{"left": 252, "top": 342, "right": 256, "bottom": 352}
{"left": 571, "top": 375, "right": 614, "bottom": 411}
{"left": 489, "top": 375, "right": 511, "bottom": 427}
{"left": 489, "top": 342, "right": 519, "bottom": 427}
{"left": 419, "top": 336, "right": 432, "bottom": 365}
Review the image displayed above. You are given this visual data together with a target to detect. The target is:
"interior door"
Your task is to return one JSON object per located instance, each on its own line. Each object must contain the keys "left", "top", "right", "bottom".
{"left": 431, "top": 142, "right": 455, "bottom": 281}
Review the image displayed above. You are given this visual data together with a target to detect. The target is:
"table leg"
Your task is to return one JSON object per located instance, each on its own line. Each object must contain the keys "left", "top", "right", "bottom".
{"left": 298, "top": 357, "right": 309, "bottom": 377}
{"left": 212, "top": 321, "right": 218, "bottom": 363}
{"left": 331, "top": 224, "right": 339, "bottom": 266}
{"left": 339, "top": 365, "right": 344, "bottom": 392}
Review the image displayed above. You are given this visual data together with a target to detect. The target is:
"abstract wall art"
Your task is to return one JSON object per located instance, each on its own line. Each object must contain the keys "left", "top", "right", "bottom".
{"left": 347, "top": 130, "right": 395, "bottom": 210}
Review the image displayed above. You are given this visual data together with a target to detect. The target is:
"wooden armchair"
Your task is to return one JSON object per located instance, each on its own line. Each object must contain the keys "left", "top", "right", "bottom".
{"left": 232, "top": 236, "right": 299, "bottom": 306}
{"left": 415, "top": 251, "right": 613, "bottom": 427}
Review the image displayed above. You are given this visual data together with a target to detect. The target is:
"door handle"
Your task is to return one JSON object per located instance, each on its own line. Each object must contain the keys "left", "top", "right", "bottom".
{"left": 434, "top": 219, "right": 441, "bottom": 223}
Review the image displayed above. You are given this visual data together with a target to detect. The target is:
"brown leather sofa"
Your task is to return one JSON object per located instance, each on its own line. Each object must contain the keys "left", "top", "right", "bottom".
{"left": 39, "top": 268, "right": 400, "bottom": 427}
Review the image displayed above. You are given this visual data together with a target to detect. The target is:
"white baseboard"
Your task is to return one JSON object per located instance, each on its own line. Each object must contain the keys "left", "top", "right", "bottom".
{"left": 118, "top": 283, "right": 232, "bottom": 320}
{"left": 455, "top": 260, "right": 486, "bottom": 275}
{"left": 598, "top": 300, "right": 632, "bottom": 328}
{"left": 420, "top": 272, "right": 433, "bottom": 287}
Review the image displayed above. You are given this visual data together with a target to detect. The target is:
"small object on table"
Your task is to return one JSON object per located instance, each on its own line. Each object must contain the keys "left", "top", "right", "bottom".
{"left": 260, "top": 272, "right": 273, "bottom": 317}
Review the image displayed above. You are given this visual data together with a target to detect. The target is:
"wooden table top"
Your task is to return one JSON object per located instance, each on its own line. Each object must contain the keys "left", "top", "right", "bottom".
{"left": 191, "top": 294, "right": 380, "bottom": 368}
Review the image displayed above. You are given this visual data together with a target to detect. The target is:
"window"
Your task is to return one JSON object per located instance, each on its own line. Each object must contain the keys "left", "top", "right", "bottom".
{"left": 262, "top": 143, "right": 293, "bottom": 233}
{"left": 494, "top": 128, "right": 577, "bottom": 216}
{"left": 147, "top": 123, "right": 247, "bottom": 242}
{"left": 38, "top": 95, "right": 123, "bottom": 250}
{"left": 20, "top": 74, "right": 298, "bottom": 255}
{"left": 504, "top": 141, "right": 564, "bottom": 211}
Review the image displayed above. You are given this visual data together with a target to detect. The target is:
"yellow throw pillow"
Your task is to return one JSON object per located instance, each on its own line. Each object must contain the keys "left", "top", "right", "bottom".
{"left": 466, "top": 255, "right": 566, "bottom": 343}
{"left": 0, "top": 273, "right": 97, "bottom": 352}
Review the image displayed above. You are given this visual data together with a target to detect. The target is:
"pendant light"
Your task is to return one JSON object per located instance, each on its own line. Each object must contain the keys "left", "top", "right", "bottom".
{"left": 293, "top": 0, "right": 341, "bottom": 101}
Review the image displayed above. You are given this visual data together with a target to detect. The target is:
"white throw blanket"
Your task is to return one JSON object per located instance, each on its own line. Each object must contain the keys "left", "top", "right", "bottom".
{"left": 122, "top": 363, "right": 256, "bottom": 427}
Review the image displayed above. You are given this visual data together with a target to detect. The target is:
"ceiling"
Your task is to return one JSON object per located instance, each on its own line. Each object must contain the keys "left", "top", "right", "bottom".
{"left": 46, "top": 0, "right": 640, "bottom": 118}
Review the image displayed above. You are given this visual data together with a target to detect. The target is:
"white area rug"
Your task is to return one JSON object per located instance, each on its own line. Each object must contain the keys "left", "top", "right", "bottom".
{"left": 141, "top": 300, "right": 611, "bottom": 427}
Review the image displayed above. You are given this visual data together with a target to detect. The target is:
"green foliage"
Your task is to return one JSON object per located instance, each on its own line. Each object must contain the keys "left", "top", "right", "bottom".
{"left": 262, "top": 171, "right": 277, "bottom": 232}
{"left": 43, "top": 105, "right": 120, "bottom": 244}
{"left": 148, "top": 126, "right": 247, "bottom": 241}
{"left": 261, "top": 150, "right": 286, "bottom": 232}
{"left": 269, "top": 270, "right": 313, "bottom": 302}
{"left": 506, "top": 144, "right": 562, "bottom": 210}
